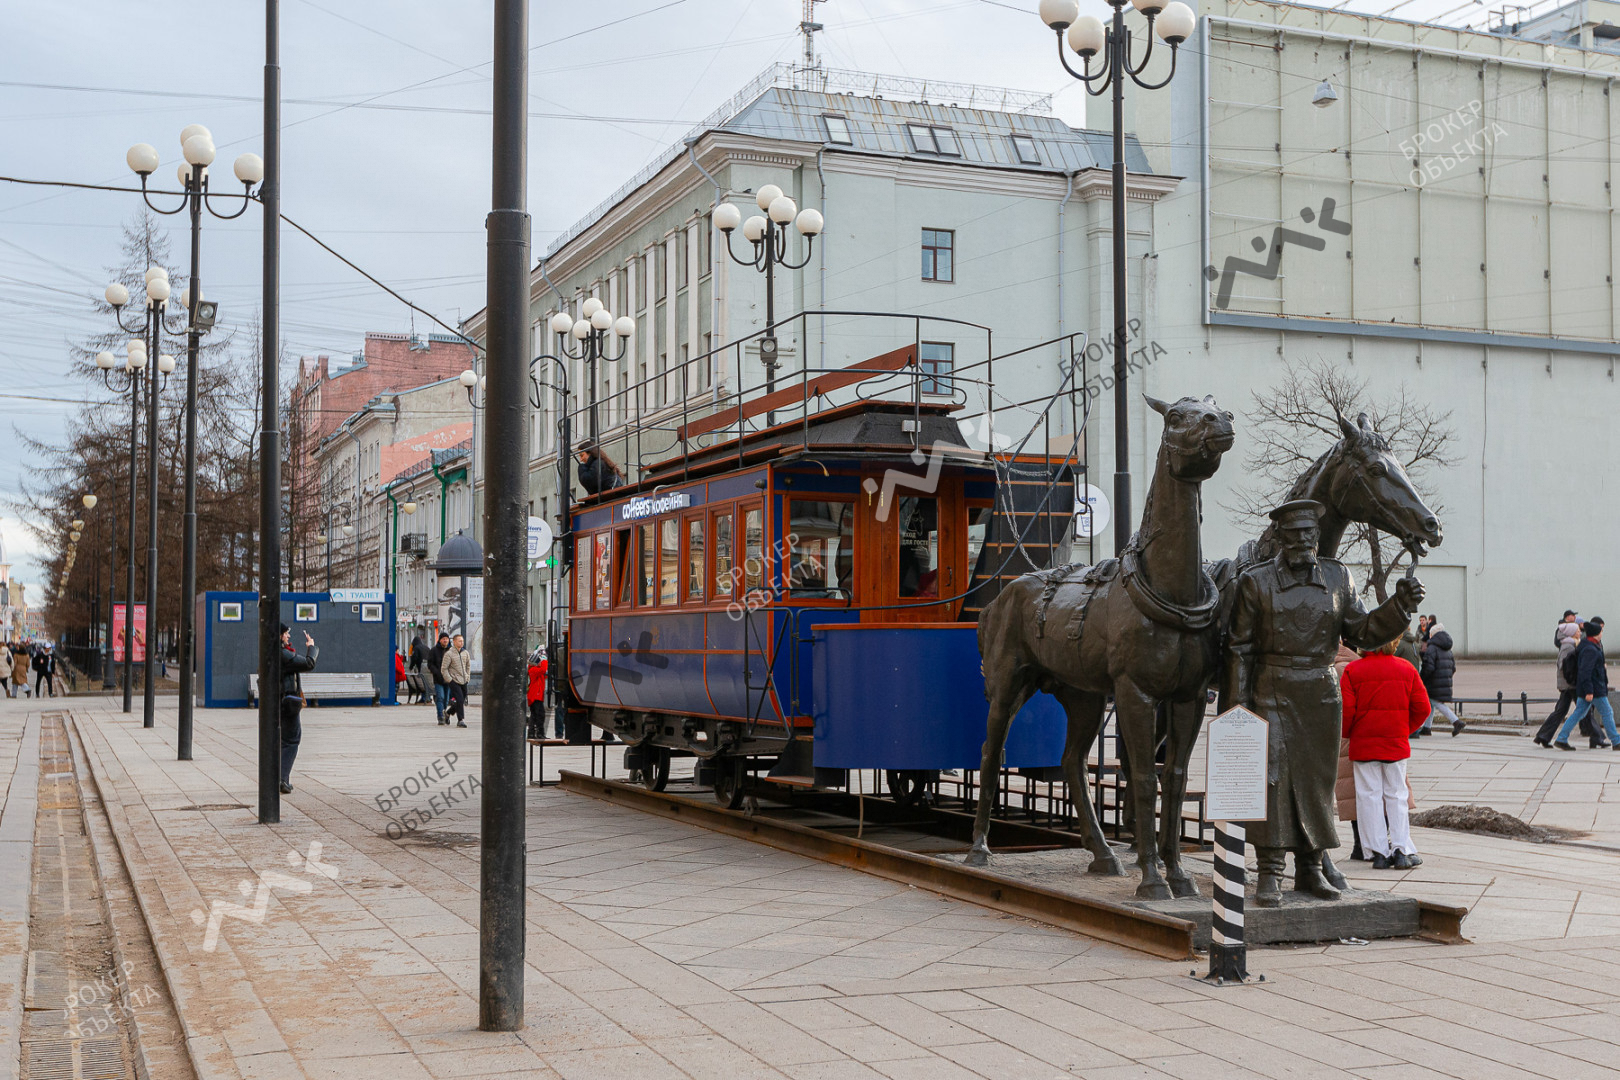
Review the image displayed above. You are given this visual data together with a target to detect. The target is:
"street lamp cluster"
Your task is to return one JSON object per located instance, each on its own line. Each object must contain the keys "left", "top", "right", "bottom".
{"left": 71, "top": 125, "right": 259, "bottom": 755}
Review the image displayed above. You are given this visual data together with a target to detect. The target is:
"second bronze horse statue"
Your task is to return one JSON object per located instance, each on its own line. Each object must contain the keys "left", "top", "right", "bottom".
{"left": 967, "top": 395, "right": 1234, "bottom": 899}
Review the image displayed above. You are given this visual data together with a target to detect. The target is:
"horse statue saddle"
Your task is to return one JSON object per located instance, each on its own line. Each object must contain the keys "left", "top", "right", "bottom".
{"left": 1032, "top": 559, "right": 1119, "bottom": 641}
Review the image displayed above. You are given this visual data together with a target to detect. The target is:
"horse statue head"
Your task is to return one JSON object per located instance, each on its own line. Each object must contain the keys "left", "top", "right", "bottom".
{"left": 1146, "top": 394, "right": 1236, "bottom": 483}
{"left": 1321, "top": 411, "right": 1444, "bottom": 556}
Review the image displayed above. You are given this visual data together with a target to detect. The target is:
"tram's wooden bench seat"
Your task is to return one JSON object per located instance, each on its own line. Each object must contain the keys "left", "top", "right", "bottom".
{"left": 248, "top": 672, "right": 380, "bottom": 706}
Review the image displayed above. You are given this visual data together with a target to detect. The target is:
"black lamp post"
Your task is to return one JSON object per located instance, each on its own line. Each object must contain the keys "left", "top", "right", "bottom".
{"left": 97, "top": 291, "right": 177, "bottom": 721}
{"left": 123, "top": 128, "right": 258, "bottom": 759}
{"left": 713, "top": 185, "right": 823, "bottom": 426}
{"left": 82, "top": 493, "right": 117, "bottom": 690}
{"left": 1040, "top": 0, "right": 1193, "bottom": 555}
{"left": 315, "top": 511, "right": 354, "bottom": 593}
{"left": 550, "top": 303, "right": 632, "bottom": 445}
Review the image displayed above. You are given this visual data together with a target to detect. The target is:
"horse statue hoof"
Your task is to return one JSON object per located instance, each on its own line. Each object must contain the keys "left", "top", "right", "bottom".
{"left": 1135, "top": 880, "right": 1173, "bottom": 902}
{"left": 1087, "top": 853, "right": 1125, "bottom": 877}
{"left": 964, "top": 846, "right": 990, "bottom": 869}
{"left": 1169, "top": 877, "right": 1201, "bottom": 899}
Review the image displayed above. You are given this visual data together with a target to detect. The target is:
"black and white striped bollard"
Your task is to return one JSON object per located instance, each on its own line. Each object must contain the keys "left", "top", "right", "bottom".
{"left": 1207, "top": 821, "right": 1248, "bottom": 983}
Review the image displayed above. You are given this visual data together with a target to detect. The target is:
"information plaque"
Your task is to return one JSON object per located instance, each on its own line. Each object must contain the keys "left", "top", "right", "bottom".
{"left": 1205, "top": 706, "right": 1269, "bottom": 822}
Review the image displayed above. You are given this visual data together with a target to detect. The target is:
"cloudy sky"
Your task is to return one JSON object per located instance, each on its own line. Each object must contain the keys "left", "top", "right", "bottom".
{"left": 0, "top": 0, "right": 1499, "bottom": 582}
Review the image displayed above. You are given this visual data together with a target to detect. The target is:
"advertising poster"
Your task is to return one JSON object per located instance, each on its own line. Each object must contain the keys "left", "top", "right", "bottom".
{"left": 111, "top": 604, "right": 147, "bottom": 663}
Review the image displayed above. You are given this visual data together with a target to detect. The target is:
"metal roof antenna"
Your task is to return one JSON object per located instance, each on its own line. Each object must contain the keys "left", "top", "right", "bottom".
{"left": 801, "top": 0, "right": 826, "bottom": 83}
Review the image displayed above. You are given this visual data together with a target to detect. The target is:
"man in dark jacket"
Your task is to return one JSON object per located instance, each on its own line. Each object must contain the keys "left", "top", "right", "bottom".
{"left": 427, "top": 632, "right": 451, "bottom": 725}
{"left": 1418, "top": 617, "right": 1462, "bottom": 736}
{"left": 278, "top": 624, "right": 319, "bottom": 794}
{"left": 32, "top": 646, "right": 57, "bottom": 698}
{"left": 1555, "top": 619, "right": 1619, "bottom": 749}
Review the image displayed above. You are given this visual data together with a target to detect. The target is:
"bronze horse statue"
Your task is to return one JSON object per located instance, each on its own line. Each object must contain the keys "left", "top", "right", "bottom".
{"left": 968, "top": 405, "right": 1444, "bottom": 901}
{"left": 967, "top": 395, "right": 1234, "bottom": 899}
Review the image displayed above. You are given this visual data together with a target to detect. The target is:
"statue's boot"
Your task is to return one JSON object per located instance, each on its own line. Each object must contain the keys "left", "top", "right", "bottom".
{"left": 1320, "top": 851, "right": 1348, "bottom": 891}
{"left": 1294, "top": 849, "right": 1342, "bottom": 901}
{"left": 1254, "top": 847, "right": 1285, "bottom": 908}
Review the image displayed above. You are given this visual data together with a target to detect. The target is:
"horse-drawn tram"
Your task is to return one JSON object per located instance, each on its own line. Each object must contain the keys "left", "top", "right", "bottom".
{"left": 556, "top": 342, "right": 1083, "bottom": 810}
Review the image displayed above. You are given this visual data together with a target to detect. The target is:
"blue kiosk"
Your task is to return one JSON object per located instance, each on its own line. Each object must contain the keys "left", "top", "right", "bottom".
{"left": 196, "top": 590, "right": 398, "bottom": 708}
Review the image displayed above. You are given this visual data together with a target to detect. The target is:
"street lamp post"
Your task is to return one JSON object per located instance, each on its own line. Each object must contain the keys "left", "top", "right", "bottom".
{"left": 314, "top": 512, "right": 355, "bottom": 593}
{"left": 83, "top": 493, "right": 117, "bottom": 690}
{"left": 545, "top": 304, "right": 632, "bottom": 446}
{"left": 124, "top": 129, "right": 259, "bottom": 758}
{"left": 713, "top": 185, "right": 823, "bottom": 425}
{"left": 99, "top": 286, "right": 178, "bottom": 722}
{"left": 1039, "top": 0, "right": 1194, "bottom": 555}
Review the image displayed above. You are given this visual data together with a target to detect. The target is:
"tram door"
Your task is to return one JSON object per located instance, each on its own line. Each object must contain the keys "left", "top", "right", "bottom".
{"left": 856, "top": 472, "right": 965, "bottom": 624}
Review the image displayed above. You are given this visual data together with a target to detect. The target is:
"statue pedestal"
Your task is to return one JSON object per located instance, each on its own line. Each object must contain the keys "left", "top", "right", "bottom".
{"left": 1128, "top": 887, "right": 1420, "bottom": 950}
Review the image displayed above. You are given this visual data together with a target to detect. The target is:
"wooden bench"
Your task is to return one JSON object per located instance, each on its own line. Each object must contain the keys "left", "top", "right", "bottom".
{"left": 248, "top": 672, "right": 380, "bottom": 706}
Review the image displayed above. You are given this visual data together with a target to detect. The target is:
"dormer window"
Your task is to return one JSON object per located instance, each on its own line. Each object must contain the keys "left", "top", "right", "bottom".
{"left": 822, "top": 114, "right": 852, "bottom": 144}
{"left": 1010, "top": 134, "right": 1041, "bottom": 165}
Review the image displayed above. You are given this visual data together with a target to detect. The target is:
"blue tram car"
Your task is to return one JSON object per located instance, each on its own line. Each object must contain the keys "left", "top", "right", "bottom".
{"left": 560, "top": 399, "right": 1078, "bottom": 807}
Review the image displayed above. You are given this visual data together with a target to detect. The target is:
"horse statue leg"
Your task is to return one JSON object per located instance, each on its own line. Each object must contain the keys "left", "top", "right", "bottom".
{"left": 966, "top": 677, "right": 1029, "bottom": 868}
{"left": 1114, "top": 676, "right": 1171, "bottom": 900}
{"left": 1052, "top": 684, "right": 1123, "bottom": 875}
{"left": 1159, "top": 694, "right": 1207, "bottom": 899}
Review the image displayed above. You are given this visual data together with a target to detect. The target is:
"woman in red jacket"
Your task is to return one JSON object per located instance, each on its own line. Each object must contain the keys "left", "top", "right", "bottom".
{"left": 526, "top": 649, "right": 548, "bottom": 739}
{"left": 1341, "top": 638, "right": 1432, "bottom": 870}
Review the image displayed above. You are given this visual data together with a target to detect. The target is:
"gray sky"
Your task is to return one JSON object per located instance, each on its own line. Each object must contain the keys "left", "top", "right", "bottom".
{"left": 0, "top": 0, "right": 1495, "bottom": 583}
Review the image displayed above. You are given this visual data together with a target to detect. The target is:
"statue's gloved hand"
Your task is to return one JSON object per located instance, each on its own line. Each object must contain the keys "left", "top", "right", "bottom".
{"left": 1394, "top": 576, "right": 1425, "bottom": 611}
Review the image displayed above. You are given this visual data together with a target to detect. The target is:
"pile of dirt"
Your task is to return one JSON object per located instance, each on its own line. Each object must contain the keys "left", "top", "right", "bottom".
{"left": 1410, "top": 803, "right": 1576, "bottom": 843}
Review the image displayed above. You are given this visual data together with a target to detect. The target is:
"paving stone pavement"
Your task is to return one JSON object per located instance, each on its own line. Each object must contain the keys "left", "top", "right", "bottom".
{"left": 24, "top": 694, "right": 1620, "bottom": 1080}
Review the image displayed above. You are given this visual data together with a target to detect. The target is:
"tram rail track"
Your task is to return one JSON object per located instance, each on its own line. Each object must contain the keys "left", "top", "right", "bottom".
{"left": 557, "top": 770, "right": 1199, "bottom": 959}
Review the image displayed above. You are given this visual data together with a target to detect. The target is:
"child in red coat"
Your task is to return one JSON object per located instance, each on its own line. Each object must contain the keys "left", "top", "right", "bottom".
{"left": 526, "top": 650, "right": 548, "bottom": 739}
{"left": 1341, "top": 639, "right": 1432, "bottom": 869}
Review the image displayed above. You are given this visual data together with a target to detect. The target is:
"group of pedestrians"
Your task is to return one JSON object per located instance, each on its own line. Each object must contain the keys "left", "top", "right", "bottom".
{"left": 1412, "top": 615, "right": 1463, "bottom": 737}
{"left": 0, "top": 641, "right": 58, "bottom": 699}
{"left": 1534, "top": 611, "right": 1614, "bottom": 750}
{"left": 406, "top": 632, "right": 471, "bottom": 727}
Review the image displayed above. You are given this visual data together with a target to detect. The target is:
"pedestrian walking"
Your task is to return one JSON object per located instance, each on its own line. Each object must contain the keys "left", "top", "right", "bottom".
{"left": 11, "top": 646, "right": 29, "bottom": 697}
{"left": 526, "top": 648, "right": 548, "bottom": 740}
{"left": 1554, "top": 618, "right": 1620, "bottom": 750}
{"left": 427, "top": 632, "right": 450, "bottom": 724}
{"left": 1418, "top": 616, "right": 1463, "bottom": 736}
{"left": 406, "top": 633, "right": 426, "bottom": 705}
{"left": 1342, "top": 637, "right": 1431, "bottom": 869}
{"left": 277, "top": 625, "right": 319, "bottom": 794}
{"left": 1537, "top": 619, "right": 1599, "bottom": 747}
{"left": 32, "top": 645, "right": 56, "bottom": 698}
{"left": 441, "top": 634, "right": 471, "bottom": 728}
{"left": 0, "top": 642, "right": 11, "bottom": 698}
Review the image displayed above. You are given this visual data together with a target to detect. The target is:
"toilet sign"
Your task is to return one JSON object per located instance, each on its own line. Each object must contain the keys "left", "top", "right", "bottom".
{"left": 1204, "top": 706, "right": 1269, "bottom": 822}
{"left": 527, "top": 516, "right": 554, "bottom": 560}
{"left": 1074, "top": 484, "right": 1111, "bottom": 539}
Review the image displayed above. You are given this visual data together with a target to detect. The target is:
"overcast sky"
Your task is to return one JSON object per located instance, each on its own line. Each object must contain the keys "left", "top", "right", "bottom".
{"left": 0, "top": 0, "right": 1498, "bottom": 584}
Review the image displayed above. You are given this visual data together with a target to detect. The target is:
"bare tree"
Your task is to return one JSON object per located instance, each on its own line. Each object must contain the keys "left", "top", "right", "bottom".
{"left": 1228, "top": 358, "right": 1458, "bottom": 602}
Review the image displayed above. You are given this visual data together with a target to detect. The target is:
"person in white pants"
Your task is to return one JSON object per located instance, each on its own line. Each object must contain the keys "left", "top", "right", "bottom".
{"left": 1341, "top": 638, "right": 1433, "bottom": 870}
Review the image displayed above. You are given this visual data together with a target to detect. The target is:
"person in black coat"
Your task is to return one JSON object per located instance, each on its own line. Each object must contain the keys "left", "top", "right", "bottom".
{"left": 427, "top": 632, "right": 451, "bottom": 725}
{"left": 1418, "top": 617, "right": 1463, "bottom": 736}
{"left": 278, "top": 624, "right": 319, "bottom": 793}
{"left": 575, "top": 443, "right": 625, "bottom": 496}
{"left": 32, "top": 646, "right": 57, "bottom": 698}
{"left": 1554, "top": 619, "right": 1619, "bottom": 749}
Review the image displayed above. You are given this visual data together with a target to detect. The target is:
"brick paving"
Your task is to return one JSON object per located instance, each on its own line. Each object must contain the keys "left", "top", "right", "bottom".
{"left": 14, "top": 694, "right": 1620, "bottom": 1080}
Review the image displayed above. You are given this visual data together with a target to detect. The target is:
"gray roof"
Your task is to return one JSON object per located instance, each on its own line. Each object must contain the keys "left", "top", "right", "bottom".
{"left": 543, "top": 63, "right": 1150, "bottom": 260}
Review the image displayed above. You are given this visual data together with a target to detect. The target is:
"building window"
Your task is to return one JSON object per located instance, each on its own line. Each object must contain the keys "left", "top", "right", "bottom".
{"left": 636, "top": 257, "right": 647, "bottom": 310}
{"left": 922, "top": 229, "right": 954, "bottom": 283}
{"left": 907, "top": 124, "right": 960, "bottom": 156}
{"left": 678, "top": 230, "right": 689, "bottom": 289}
{"left": 656, "top": 245, "right": 667, "bottom": 299}
{"left": 919, "top": 341, "right": 954, "bottom": 396}
{"left": 822, "top": 114, "right": 852, "bottom": 144}
{"left": 1010, "top": 134, "right": 1041, "bottom": 165}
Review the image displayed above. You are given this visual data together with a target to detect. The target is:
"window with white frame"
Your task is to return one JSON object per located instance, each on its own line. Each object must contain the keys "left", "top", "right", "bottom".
{"left": 822, "top": 114, "right": 852, "bottom": 144}
{"left": 1010, "top": 134, "right": 1041, "bottom": 165}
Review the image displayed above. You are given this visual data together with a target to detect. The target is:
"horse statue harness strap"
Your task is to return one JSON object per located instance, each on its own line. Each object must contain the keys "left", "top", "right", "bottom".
{"left": 1119, "top": 544, "right": 1222, "bottom": 632}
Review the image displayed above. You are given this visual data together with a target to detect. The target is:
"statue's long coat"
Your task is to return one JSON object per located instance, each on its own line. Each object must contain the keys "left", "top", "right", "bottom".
{"left": 1226, "top": 555, "right": 1411, "bottom": 851}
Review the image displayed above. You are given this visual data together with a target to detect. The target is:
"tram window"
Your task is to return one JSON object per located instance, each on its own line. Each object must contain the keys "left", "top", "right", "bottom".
{"left": 638, "top": 523, "right": 656, "bottom": 605}
{"left": 575, "top": 537, "right": 591, "bottom": 611}
{"left": 966, "top": 504, "right": 993, "bottom": 574}
{"left": 659, "top": 519, "right": 680, "bottom": 605}
{"left": 788, "top": 500, "right": 853, "bottom": 597}
{"left": 686, "top": 517, "right": 705, "bottom": 601}
{"left": 742, "top": 507, "right": 765, "bottom": 592}
{"left": 713, "top": 511, "right": 734, "bottom": 598}
{"left": 615, "top": 528, "right": 633, "bottom": 606}
{"left": 896, "top": 497, "right": 940, "bottom": 599}
{"left": 594, "top": 533, "right": 611, "bottom": 609}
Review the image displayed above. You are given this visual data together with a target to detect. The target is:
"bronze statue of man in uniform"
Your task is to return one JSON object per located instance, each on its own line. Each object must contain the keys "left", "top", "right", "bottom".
{"left": 1226, "top": 499, "right": 1424, "bottom": 906}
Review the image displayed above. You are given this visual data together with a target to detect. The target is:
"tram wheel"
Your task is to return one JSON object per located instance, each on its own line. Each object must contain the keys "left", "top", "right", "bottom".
{"left": 642, "top": 746, "right": 671, "bottom": 792}
{"left": 713, "top": 757, "right": 746, "bottom": 810}
{"left": 885, "top": 769, "right": 928, "bottom": 807}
